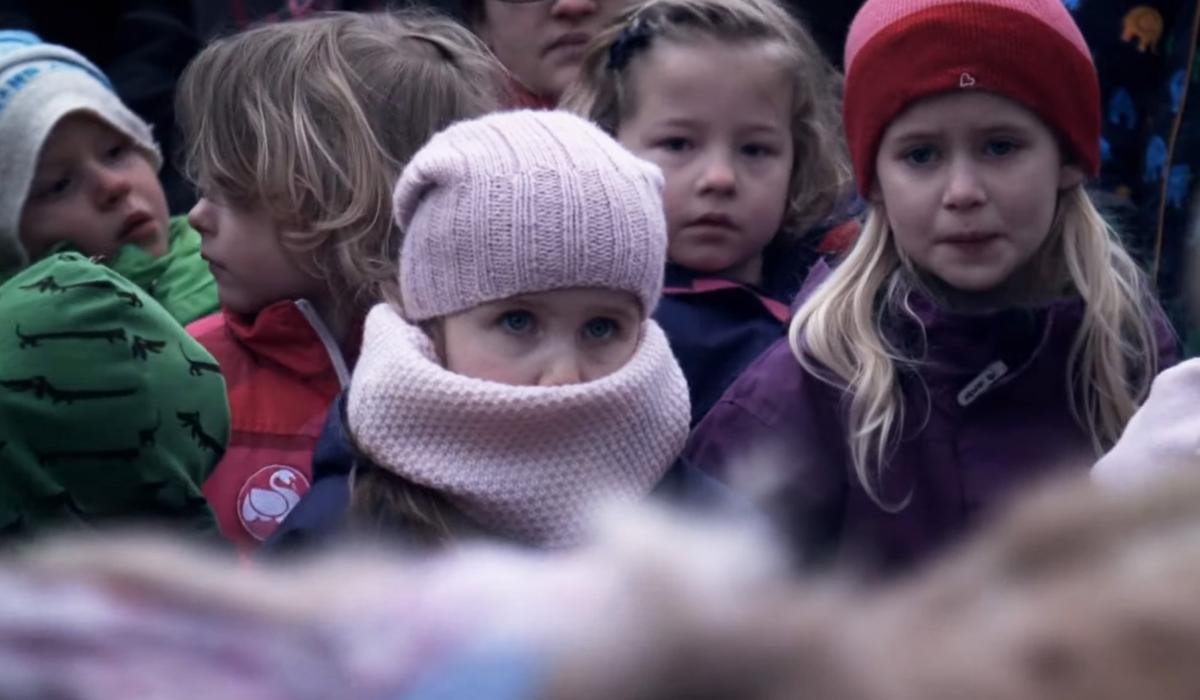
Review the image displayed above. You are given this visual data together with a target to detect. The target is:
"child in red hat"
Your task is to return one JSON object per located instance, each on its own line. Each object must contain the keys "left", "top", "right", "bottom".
{"left": 688, "top": 0, "right": 1179, "bottom": 574}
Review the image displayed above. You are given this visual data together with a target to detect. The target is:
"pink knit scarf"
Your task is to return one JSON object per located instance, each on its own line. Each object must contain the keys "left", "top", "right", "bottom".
{"left": 347, "top": 304, "right": 691, "bottom": 547}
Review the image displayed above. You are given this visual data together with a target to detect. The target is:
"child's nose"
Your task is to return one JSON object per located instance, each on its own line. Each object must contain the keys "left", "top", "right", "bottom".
{"left": 697, "top": 154, "right": 737, "bottom": 195}
{"left": 550, "top": 0, "right": 597, "bottom": 19}
{"left": 92, "top": 167, "right": 132, "bottom": 208}
{"left": 941, "top": 160, "right": 987, "bottom": 210}
{"left": 537, "top": 352, "right": 585, "bottom": 387}
{"left": 187, "top": 198, "right": 214, "bottom": 237}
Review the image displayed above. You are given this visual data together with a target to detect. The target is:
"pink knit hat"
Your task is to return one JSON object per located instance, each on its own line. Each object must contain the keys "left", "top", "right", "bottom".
{"left": 393, "top": 110, "right": 668, "bottom": 321}
{"left": 843, "top": 0, "right": 1100, "bottom": 196}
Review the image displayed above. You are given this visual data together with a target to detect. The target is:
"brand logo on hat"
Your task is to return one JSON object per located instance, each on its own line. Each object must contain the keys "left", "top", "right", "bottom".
{"left": 237, "top": 465, "right": 311, "bottom": 541}
{"left": 959, "top": 72, "right": 977, "bottom": 89}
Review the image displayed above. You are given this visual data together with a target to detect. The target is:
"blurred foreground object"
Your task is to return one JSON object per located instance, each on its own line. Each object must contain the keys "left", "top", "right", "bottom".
{"left": 4, "top": 474, "right": 1200, "bottom": 699}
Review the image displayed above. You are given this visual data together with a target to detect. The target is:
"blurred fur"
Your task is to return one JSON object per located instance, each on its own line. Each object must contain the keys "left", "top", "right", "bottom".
{"left": 5, "top": 473, "right": 1200, "bottom": 698}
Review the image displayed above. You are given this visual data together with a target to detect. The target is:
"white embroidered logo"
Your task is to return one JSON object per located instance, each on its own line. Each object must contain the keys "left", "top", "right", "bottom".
{"left": 957, "top": 360, "right": 1009, "bottom": 407}
{"left": 237, "top": 465, "right": 311, "bottom": 541}
{"left": 959, "top": 72, "right": 977, "bottom": 88}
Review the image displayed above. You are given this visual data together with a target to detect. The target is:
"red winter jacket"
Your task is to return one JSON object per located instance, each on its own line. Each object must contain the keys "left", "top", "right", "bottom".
{"left": 188, "top": 301, "right": 356, "bottom": 552}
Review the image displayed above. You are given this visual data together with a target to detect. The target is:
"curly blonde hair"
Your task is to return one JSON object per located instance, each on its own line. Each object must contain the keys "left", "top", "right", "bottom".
{"left": 561, "top": 0, "right": 852, "bottom": 240}
{"left": 176, "top": 10, "right": 505, "bottom": 310}
{"left": 790, "top": 187, "right": 1162, "bottom": 507}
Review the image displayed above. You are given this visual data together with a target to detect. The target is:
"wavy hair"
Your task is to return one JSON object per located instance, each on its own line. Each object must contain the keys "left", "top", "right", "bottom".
{"left": 561, "top": 0, "right": 852, "bottom": 239}
{"left": 176, "top": 10, "right": 505, "bottom": 310}
{"left": 790, "top": 187, "right": 1161, "bottom": 507}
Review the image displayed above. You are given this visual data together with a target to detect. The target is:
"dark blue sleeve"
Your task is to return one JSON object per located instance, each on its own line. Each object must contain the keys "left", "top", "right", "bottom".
{"left": 260, "top": 395, "right": 354, "bottom": 557}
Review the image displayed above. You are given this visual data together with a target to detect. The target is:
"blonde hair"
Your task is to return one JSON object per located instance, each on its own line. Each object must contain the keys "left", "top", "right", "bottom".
{"left": 562, "top": 0, "right": 852, "bottom": 240}
{"left": 790, "top": 187, "right": 1161, "bottom": 506}
{"left": 176, "top": 11, "right": 505, "bottom": 309}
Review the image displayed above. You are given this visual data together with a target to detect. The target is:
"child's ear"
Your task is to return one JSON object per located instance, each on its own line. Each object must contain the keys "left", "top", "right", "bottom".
{"left": 1058, "top": 163, "right": 1086, "bottom": 191}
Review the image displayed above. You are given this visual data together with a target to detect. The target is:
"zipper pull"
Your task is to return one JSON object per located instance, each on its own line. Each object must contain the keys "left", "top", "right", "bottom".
{"left": 957, "top": 360, "right": 1009, "bottom": 407}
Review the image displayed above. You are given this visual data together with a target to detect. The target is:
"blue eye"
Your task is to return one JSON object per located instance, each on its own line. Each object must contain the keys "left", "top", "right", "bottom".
{"left": 741, "top": 143, "right": 773, "bottom": 158}
{"left": 903, "top": 146, "right": 938, "bottom": 166}
{"left": 986, "top": 139, "right": 1018, "bottom": 157}
{"left": 659, "top": 137, "right": 692, "bottom": 153}
{"left": 583, "top": 317, "right": 618, "bottom": 340}
{"left": 499, "top": 310, "right": 534, "bottom": 334}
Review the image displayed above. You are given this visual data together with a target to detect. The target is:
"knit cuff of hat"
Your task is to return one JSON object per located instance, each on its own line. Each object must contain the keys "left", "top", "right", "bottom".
{"left": 0, "top": 32, "right": 161, "bottom": 275}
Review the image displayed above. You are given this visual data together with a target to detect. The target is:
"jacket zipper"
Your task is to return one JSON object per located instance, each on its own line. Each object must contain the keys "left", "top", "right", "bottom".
{"left": 293, "top": 299, "right": 351, "bottom": 391}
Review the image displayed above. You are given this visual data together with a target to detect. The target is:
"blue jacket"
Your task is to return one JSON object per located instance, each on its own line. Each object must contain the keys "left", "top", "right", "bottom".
{"left": 264, "top": 393, "right": 739, "bottom": 554}
{"left": 655, "top": 224, "right": 857, "bottom": 426}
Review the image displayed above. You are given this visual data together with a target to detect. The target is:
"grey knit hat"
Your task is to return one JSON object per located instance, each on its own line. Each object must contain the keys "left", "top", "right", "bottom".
{"left": 0, "top": 30, "right": 161, "bottom": 275}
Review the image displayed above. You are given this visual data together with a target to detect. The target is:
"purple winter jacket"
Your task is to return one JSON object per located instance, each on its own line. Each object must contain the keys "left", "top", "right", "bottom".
{"left": 686, "top": 270, "right": 1179, "bottom": 576}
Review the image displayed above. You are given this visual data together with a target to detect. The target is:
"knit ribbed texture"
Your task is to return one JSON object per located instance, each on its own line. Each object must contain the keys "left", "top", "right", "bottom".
{"left": 347, "top": 304, "right": 691, "bottom": 548}
{"left": 0, "top": 31, "right": 161, "bottom": 275}
{"left": 1092, "top": 359, "right": 1200, "bottom": 491}
{"left": 393, "top": 110, "right": 667, "bottom": 321}
{"left": 843, "top": 0, "right": 1099, "bottom": 195}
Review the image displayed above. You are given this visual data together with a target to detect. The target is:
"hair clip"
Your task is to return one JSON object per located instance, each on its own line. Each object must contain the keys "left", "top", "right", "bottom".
{"left": 606, "top": 17, "right": 654, "bottom": 72}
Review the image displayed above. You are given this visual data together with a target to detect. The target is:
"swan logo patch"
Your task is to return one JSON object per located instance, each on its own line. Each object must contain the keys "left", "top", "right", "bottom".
{"left": 237, "top": 465, "right": 311, "bottom": 541}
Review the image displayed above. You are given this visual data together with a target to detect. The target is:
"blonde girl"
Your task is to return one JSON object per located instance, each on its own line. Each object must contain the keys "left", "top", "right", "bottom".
{"left": 686, "top": 0, "right": 1177, "bottom": 574}
{"left": 563, "top": 0, "right": 855, "bottom": 424}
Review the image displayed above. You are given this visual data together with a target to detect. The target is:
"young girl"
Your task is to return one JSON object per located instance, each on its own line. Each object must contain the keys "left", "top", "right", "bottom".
{"left": 268, "top": 110, "right": 714, "bottom": 551}
{"left": 175, "top": 12, "right": 505, "bottom": 551}
{"left": 563, "top": 0, "right": 856, "bottom": 424}
{"left": 687, "top": 0, "right": 1179, "bottom": 574}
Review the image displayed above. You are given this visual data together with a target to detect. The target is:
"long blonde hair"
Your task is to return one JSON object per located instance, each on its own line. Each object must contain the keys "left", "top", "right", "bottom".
{"left": 176, "top": 10, "right": 505, "bottom": 310}
{"left": 791, "top": 187, "right": 1161, "bottom": 506}
{"left": 561, "top": 0, "right": 852, "bottom": 240}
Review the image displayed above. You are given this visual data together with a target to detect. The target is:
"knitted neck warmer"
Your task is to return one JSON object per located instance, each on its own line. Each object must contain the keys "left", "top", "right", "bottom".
{"left": 347, "top": 304, "right": 691, "bottom": 548}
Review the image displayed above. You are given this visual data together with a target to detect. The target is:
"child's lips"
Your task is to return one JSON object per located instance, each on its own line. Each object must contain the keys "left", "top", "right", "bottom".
{"left": 687, "top": 213, "right": 738, "bottom": 230}
{"left": 118, "top": 212, "right": 158, "bottom": 245}
{"left": 940, "top": 230, "right": 1000, "bottom": 244}
{"left": 201, "top": 254, "right": 226, "bottom": 273}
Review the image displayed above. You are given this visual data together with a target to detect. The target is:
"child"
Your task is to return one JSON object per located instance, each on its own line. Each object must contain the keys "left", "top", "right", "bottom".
{"left": 267, "top": 110, "right": 708, "bottom": 551}
{"left": 0, "top": 252, "right": 228, "bottom": 539}
{"left": 175, "top": 12, "right": 505, "bottom": 551}
{"left": 563, "top": 0, "right": 856, "bottom": 424}
{"left": 686, "top": 0, "right": 1179, "bottom": 575}
{"left": 416, "top": 0, "right": 629, "bottom": 107}
{"left": 0, "top": 31, "right": 217, "bottom": 326}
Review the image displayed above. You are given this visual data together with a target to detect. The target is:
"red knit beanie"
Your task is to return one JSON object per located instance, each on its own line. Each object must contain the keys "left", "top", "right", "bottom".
{"left": 843, "top": 0, "right": 1100, "bottom": 196}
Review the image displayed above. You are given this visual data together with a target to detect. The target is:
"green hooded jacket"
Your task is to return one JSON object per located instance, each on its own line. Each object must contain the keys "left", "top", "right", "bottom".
{"left": 0, "top": 252, "right": 229, "bottom": 538}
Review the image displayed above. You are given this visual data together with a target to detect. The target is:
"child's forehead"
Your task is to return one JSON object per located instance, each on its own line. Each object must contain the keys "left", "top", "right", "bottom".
{"left": 883, "top": 91, "right": 1049, "bottom": 137}
{"left": 625, "top": 40, "right": 793, "bottom": 122}
{"left": 636, "top": 35, "right": 792, "bottom": 80}
{"left": 37, "top": 112, "right": 123, "bottom": 160}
